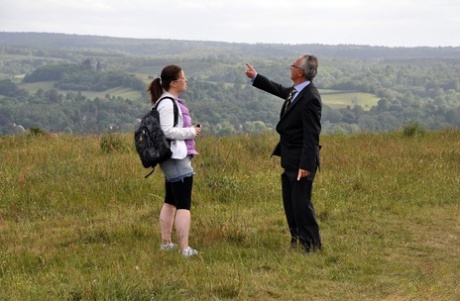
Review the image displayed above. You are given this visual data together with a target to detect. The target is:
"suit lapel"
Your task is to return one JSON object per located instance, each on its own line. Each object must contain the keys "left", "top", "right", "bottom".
{"left": 281, "top": 85, "right": 308, "bottom": 118}
{"left": 281, "top": 97, "right": 298, "bottom": 117}
{"left": 279, "top": 83, "right": 316, "bottom": 124}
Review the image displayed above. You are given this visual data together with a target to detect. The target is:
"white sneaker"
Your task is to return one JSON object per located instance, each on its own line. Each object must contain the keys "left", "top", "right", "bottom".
{"left": 181, "top": 246, "right": 199, "bottom": 257}
{"left": 160, "top": 242, "right": 178, "bottom": 251}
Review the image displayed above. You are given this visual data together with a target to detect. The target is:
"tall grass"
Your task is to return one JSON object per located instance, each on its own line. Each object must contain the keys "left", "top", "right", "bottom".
{"left": 1, "top": 130, "right": 459, "bottom": 300}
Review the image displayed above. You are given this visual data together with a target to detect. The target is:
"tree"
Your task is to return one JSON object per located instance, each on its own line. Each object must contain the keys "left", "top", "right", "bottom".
{"left": 82, "top": 59, "right": 92, "bottom": 70}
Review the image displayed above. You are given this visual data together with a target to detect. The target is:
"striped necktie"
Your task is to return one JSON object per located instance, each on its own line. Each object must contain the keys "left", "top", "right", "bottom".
{"left": 283, "top": 88, "right": 297, "bottom": 113}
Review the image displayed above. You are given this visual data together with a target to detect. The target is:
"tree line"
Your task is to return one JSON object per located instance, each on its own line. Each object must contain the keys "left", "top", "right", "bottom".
{"left": 1, "top": 33, "right": 459, "bottom": 135}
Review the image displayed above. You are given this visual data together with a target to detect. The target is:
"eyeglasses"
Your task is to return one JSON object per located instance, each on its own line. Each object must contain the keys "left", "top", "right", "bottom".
{"left": 174, "top": 77, "right": 187, "bottom": 82}
{"left": 290, "top": 64, "right": 304, "bottom": 70}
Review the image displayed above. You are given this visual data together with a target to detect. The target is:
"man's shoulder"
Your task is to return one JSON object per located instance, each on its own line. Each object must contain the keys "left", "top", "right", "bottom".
{"left": 298, "top": 85, "right": 321, "bottom": 106}
{"left": 299, "top": 84, "right": 318, "bottom": 96}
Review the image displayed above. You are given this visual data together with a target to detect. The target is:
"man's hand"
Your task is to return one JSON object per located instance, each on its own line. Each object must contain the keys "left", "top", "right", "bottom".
{"left": 245, "top": 63, "right": 257, "bottom": 79}
{"left": 297, "top": 169, "right": 310, "bottom": 181}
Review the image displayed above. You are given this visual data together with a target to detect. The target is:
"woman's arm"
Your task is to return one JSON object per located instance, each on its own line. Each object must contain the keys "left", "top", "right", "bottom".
{"left": 157, "top": 98, "right": 196, "bottom": 140}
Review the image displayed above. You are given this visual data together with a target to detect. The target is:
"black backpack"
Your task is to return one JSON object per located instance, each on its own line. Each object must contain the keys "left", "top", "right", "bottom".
{"left": 134, "top": 96, "right": 178, "bottom": 178}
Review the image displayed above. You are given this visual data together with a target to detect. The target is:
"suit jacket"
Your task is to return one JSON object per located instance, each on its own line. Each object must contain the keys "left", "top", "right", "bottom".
{"left": 253, "top": 74, "right": 322, "bottom": 173}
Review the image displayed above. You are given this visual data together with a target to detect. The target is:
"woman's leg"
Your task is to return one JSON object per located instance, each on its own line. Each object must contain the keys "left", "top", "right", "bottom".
{"left": 159, "top": 203, "right": 176, "bottom": 244}
{"left": 175, "top": 209, "right": 191, "bottom": 249}
{"left": 169, "top": 176, "right": 194, "bottom": 251}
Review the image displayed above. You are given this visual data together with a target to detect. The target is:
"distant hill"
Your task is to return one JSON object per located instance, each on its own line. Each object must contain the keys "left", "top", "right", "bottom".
{"left": 1, "top": 32, "right": 460, "bottom": 59}
{"left": 1, "top": 32, "right": 459, "bottom": 135}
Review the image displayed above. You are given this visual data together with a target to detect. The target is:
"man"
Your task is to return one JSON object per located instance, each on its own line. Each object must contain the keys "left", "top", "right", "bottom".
{"left": 245, "top": 54, "right": 322, "bottom": 253}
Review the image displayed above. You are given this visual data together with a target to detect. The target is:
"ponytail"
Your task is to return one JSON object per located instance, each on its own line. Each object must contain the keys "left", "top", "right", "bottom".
{"left": 147, "top": 78, "right": 163, "bottom": 105}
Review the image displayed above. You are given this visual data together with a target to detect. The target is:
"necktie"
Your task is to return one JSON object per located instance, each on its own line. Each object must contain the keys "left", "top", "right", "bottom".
{"left": 283, "top": 88, "right": 297, "bottom": 113}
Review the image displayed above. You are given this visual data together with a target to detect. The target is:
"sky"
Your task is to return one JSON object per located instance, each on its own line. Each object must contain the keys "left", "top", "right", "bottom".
{"left": 1, "top": 0, "right": 459, "bottom": 47}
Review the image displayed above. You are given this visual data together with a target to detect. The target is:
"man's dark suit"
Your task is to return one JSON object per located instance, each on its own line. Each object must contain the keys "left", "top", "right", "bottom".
{"left": 253, "top": 74, "right": 322, "bottom": 251}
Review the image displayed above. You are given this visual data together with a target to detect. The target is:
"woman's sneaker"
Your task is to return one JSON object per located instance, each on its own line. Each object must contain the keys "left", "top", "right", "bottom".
{"left": 181, "top": 246, "right": 199, "bottom": 257}
{"left": 160, "top": 242, "right": 178, "bottom": 251}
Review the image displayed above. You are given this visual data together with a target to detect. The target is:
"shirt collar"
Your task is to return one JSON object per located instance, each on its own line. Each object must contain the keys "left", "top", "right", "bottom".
{"left": 294, "top": 80, "right": 310, "bottom": 93}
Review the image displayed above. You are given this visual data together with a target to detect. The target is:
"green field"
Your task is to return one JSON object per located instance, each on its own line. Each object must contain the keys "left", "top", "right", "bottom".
{"left": 81, "top": 87, "right": 143, "bottom": 100}
{"left": 17, "top": 80, "right": 379, "bottom": 110}
{"left": 19, "top": 81, "right": 143, "bottom": 100}
{"left": 19, "top": 81, "right": 56, "bottom": 91}
{"left": 320, "top": 89, "right": 379, "bottom": 110}
{"left": 1, "top": 130, "right": 458, "bottom": 300}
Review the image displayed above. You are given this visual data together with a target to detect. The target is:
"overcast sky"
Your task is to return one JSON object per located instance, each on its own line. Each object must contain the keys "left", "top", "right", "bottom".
{"left": 1, "top": 0, "right": 459, "bottom": 47}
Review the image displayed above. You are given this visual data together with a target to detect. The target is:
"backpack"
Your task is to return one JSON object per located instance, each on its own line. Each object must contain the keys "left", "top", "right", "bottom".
{"left": 134, "top": 96, "right": 178, "bottom": 178}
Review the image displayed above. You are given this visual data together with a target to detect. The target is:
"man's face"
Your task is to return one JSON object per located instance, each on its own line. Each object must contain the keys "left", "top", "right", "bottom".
{"left": 290, "top": 57, "right": 305, "bottom": 82}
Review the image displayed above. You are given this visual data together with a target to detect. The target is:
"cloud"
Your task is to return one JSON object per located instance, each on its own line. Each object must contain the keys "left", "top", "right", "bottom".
{"left": 1, "top": 0, "right": 459, "bottom": 46}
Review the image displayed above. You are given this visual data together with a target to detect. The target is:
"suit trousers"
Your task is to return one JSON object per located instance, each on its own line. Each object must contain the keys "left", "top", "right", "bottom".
{"left": 281, "top": 171, "right": 321, "bottom": 251}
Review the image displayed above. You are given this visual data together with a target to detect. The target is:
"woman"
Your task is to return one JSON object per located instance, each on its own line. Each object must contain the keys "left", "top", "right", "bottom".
{"left": 147, "top": 65, "right": 201, "bottom": 257}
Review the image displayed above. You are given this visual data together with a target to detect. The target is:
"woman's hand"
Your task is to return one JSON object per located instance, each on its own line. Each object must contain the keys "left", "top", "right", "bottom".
{"left": 195, "top": 124, "right": 202, "bottom": 137}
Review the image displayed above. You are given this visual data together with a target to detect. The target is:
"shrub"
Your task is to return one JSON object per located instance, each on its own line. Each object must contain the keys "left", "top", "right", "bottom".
{"left": 100, "top": 132, "right": 128, "bottom": 153}
{"left": 402, "top": 122, "right": 425, "bottom": 137}
{"left": 29, "top": 127, "right": 47, "bottom": 136}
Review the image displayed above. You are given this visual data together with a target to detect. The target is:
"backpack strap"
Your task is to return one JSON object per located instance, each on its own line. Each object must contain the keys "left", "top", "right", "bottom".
{"left": 143, "top": 97, "right": 178, "bottom": 179}
{"left": 154, "top": 96, "right": 179, "bottom": 127}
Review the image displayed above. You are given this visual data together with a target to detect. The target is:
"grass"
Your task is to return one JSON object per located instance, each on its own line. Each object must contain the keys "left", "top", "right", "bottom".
{"left": 0, "top": 130, "right": 459, "bottom": 300}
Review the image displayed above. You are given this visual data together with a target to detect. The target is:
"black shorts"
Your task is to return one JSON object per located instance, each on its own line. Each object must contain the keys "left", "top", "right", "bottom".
{"left": 164, "top": 175, "right": 193, "bottom": 210}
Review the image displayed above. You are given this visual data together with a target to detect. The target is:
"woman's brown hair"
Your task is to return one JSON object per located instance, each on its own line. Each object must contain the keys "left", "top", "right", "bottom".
{"left": 147, "top": 65, "right": 182, "bottom": 105}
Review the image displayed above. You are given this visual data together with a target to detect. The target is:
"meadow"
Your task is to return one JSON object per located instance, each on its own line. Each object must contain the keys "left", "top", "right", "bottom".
{"left": 0, "top": 129, "right": 459, "bottom": 300}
